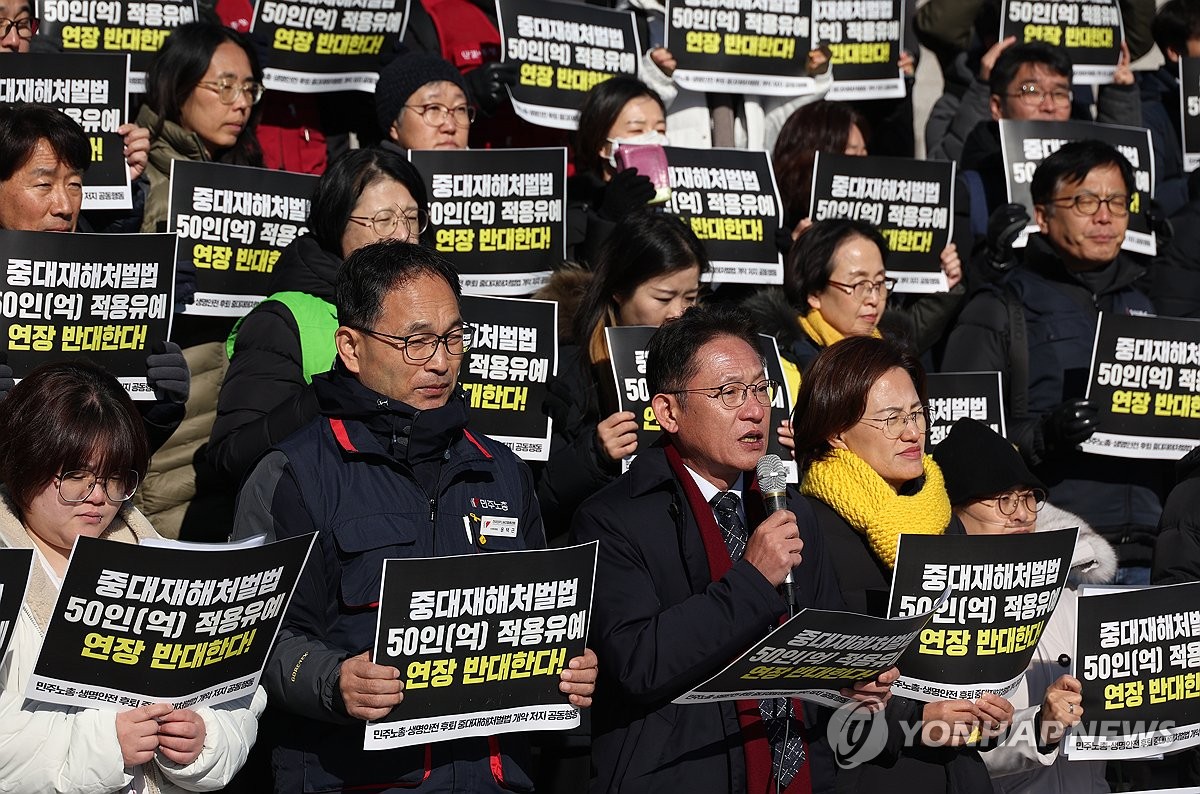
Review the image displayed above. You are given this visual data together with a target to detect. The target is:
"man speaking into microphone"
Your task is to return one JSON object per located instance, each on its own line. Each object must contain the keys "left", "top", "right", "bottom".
{"left": 572, "top": 305, "right": 895, "bottom": 794}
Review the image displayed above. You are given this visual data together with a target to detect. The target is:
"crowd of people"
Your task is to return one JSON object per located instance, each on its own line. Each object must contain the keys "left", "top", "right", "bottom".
{"left": 2, "top": 0, "right": 1200, "bottom": 791}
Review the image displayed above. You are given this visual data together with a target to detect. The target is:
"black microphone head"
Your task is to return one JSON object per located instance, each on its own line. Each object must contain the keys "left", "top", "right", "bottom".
{"left": 756, "top": 454, "right": 788, "bottom": 495}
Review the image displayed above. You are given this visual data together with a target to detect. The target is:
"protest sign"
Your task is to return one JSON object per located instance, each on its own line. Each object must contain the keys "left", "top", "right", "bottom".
{"left": 1079, "top": 313, "right": 1200, "bottom": 460}
{"left": 0, "top": 230, "right": 175, "bottom": 399}
{"left": 665, "top": 0, "right": 815, "bottom": 96}
{"left": 26, "top": 533, "right": 315, "bottom": 710}
{"left": 925, "top": 371, "right": 1007, "bottom": 449}
{"left": 497, "top": 0, "right": 639, "bottom": 130}
{"left": 758, "top": 334, "right": 797, "bottom": 482}
{"left": 410, "top": 147, "right": 565, "bottom": 295}
{"left": 1000, "top": 0, "right": 1122, "bottom": 85}
{"left": 252, "top": 0, "right": 408, "bottom": 92}
{"left": 999, "top": 118, "right": 1156, "bottom": 255}
{"left": 35, "top": 0, "right": 197, "bottom": 92}
{"left": 815, "top": 0, "right": 905, "bottom": 101}
{"left": 809, "top": 152, "right": 955, "bottom": 292}
{"left": 366, "top": 543, "right": 596, "bottom": 749}
{"left": 1069, "top": 582, "right": 1200, "bottom": 759}
{"left": 167, "top": 161, "right": 317, "bottom": 318}
{"left": 460, "top": 295, "right": 557, "bottom": 461}
{"left": 605, "top": 325, "right": 658, "bottom": 472}
{"left": 675, "top": 604, "right": 936, "bottom": 708}
{"left": 0, "top": 53, "right": 131, "bottom": 209}
{"left": 888, "top": 528, "right": 1078, "bottom": 702}
{"left": 1182, "top": 57, "right": 1200, "bottom": 172}
{"left": 0, "top": 549, "right": 34, "bottom": 662}
{"left": 664, "top": 146, "right": 783, "bottom": 284}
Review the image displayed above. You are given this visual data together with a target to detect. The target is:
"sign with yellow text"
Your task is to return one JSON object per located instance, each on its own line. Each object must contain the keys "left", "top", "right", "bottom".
{"left": 1000, "top": 0, "right": 1122, "bottom": 85}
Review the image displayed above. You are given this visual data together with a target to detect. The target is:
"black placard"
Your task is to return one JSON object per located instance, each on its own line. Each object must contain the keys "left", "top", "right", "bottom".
{"left": 814, "top": 0, "right": 905, "bottom": 101}
{"left": 999, "top": 0, "right": 1123, "bottom": 85}
{"left": 0, "top": 229, "right": 175, "bottom": 399}
{"left": 0, "top": 549, "right": 33, "bottom": 662}
{"left": 1180, "top": 57, "right": 1200, "bottom": 172}
{"left": 460, "top": 295, "right": 558, "bottom": 461}
{"left": 410, "top": 147, "right": 566, "bottom": 296}
{"left": 925, "top": 371, "right": 1007, "bottom": 449}
{"left": 605, "top": 325, "right": 658, "bottom": 471}
{"left": 167, "top": 161, "right": 318, "bottom": 318}
{"left": 367, "top": 543, "right": 596, "bottom": 749}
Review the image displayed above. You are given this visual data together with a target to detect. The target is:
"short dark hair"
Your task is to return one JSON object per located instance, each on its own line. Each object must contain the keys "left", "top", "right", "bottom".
{"left": 772, "top": 100, "right": 869, "bottom": 229}
{"left": 1030, "top": 139, "right": 1136, "bottom": 207}
{"left": 783, "top": 218, "right": 888, "bottom": 310}
{"left": 0, "top": 103, "right": 90, "bottom": 181}
{"left": 144, "top": 22, "right": 264, "bottom": 166}
{"left": 989, "top": 42, "right": 1073, "bottom": 97}
{"left": 573, "top": 75, "right": 665, "bottom": 177}
{"left": 1153, "top": 0, "right": 1200, "bottom": 59}
{"left": 575, "top": 212, "right": 709, "bottom": 361}
{"left": 791, "top": 336, "right": 926, "bottom": 472}
{"left": 309, "top": 148, "right": 429, "bottom": 256}
{"left": 646, "top": 304, "right": 760, "bottom": 398}
{"left": 0, "top": 361, "right": 148, "bottom": 515}
{"left": 336, "top": 240, "right": 461, "bottom": 330}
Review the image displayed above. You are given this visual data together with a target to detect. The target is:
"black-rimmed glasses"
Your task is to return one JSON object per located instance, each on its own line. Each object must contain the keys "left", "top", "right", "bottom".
{"left": 354, "top": 324, "right": 472, "bottom": 362}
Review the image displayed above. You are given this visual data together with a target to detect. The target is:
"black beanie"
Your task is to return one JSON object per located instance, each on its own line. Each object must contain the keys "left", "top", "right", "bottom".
{"left": 933, "top": 417, "right": 1046, "bottom": 506}
{"left": 375, "top": 53, "right": 469, "bottom": 136}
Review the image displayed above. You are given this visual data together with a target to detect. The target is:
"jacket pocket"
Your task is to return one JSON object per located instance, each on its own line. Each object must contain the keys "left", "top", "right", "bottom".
{"left": 332, "top": 514, "right": 422, "bottom": 608}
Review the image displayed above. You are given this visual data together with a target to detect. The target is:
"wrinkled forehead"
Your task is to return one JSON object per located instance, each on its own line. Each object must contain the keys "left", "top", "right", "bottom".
{"left": 0, "top": 0, "right": 33, "bottom": 16}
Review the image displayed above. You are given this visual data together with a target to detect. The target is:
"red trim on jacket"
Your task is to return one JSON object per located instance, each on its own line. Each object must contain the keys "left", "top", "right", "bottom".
{"left": 329, "top": 418, "right": 358, "bottom": 452}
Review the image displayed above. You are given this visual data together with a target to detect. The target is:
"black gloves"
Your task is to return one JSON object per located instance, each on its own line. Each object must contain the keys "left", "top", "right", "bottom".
{"left": 986, "top": 203, "right": 1030, "bottom": 272}
{"left": 464, "top": 61, "right": 518, "bottom": 118}
{"left": 1041, "top": 398, "right": 1099, "bottom": 454}
{"left": 146, "top": 340, "right": 190, "bottom": 405}
{"left": 597, "top": 168, "right": 656, "bottom": 221}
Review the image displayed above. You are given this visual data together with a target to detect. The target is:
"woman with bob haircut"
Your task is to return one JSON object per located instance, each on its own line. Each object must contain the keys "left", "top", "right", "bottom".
{"left": 535, "top": 211, "right": 706, "bottom": 536}
{"left": 210, "top": 148, "right": 429, "bottom": 485}
{"left": 138, "top": 21, "right": 265, "bottom": 233}
{"left": 0, "top": 361, "right": 264, "bottom": 793}
{"left": 791, "top": 336, "right": 1013, "bottom": 792}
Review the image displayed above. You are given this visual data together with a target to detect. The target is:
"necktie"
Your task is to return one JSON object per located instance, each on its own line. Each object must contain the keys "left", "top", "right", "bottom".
{"left": 710, "top": 491, "right": 806, "bottom": 787}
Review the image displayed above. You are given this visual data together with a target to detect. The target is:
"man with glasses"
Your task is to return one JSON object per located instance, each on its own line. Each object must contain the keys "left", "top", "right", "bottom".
{"left": 944, "top": 140, "right": 1163, "bottom": 585}
{"left": 374, "top": 52, "right": 474, "bottom": 153}
{"left": 0, "top": 0, "right": 34, "bottom": 53}
{"left": 232, "top": 240, "right": 597, "bottom": 793}
{"left": 573, "top": 304, "right": 894, "bottom": 793}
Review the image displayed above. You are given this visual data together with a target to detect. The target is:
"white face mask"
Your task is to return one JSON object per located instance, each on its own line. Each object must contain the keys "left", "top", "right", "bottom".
{"left": 606, "top": 130, "right": 669, "bottom": 168}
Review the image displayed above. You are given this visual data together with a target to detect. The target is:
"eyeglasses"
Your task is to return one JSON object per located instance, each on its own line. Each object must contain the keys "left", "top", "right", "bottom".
{"left": 668, "top": 379, "right": 778, "bottom": 409}
{"left": 55, "top": 469, "right": 139, "bottom": 503}
{"left": 1007, "top": 83, "right": 1072, "bottom": 108}
{"left": 354, "top": 324, "right": 472, "bottom": 362}
{"left": 347, "top": 207, "right": 429, "bottom": 239}
{"left": 196, "top": 78, "right": 265, "bottom": 106}
{"left": 983, "top": 489, "right": 1047, "bottom": 516}
{"left": 859, "top": 409, "right": 928, "bottom": 439}
{"left": 404, "top": 103, "right": 476, "bottom": 128}
{"left": 826, "top": 277, "right": 896, "bottom": 301}
{"left": 0, "top": 16, "right": 37, "bottom": 39}
{"left": 1049, "top": 193, "right": 1130, "bottom": 217}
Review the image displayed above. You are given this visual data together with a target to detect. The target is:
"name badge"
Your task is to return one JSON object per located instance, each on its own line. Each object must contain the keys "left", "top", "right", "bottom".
{"left": 480, "top": 515, "right": 519, "bottom": 538}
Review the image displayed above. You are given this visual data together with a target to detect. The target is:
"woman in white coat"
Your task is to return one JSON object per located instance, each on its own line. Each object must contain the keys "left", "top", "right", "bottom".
{"left": 0, "top": 361, "right": 266, "bottom": 794}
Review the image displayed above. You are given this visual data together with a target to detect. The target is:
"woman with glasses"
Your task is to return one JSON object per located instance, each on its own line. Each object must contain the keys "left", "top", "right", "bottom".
{"left": 791, "top": 336, "right": 1013, "bottom": 792}
{"left": 138, "top": 22, "right": 264, "bottom": 234}
{"left": 209, "top": 148, "right": 428, "bottom": 487}
{"left": 934, "top": 417, "right": 1114, "bottom": 794}
{"left": 374, "top": 52, "right": 474, "bottom": 153}
{"left": 0, "top": 361, "right": 264, "bottom": 793}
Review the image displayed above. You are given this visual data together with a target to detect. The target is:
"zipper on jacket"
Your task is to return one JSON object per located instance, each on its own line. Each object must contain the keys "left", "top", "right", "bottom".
{"left": 429, "top": 496, "right": 437, "bottom": 524}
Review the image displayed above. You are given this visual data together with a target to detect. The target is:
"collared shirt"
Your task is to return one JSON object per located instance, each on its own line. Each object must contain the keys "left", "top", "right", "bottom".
{"left": 683, "top": 465, "right": 746, "bottom": 526}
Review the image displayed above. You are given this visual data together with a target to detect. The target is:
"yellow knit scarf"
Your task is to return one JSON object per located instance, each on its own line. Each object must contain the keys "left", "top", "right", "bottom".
{"left": 796, "top": 310, "right": 883, "bottom": 350}
{"left": 801, "top": 448, "right": 950, "bottom": 569}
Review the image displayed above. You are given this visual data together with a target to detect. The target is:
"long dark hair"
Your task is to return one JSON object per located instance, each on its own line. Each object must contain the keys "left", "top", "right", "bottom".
{"left": 772, "top": 100, "right": 868, "bottom": 230}
{"left": 144, "top": 22, "right": 264, "bottom": 166}
{"left": 308, "top": 148, "right": 429, "bottom": 256}
{"left": 573, "top": 75, "right": 664, "bottom": 178}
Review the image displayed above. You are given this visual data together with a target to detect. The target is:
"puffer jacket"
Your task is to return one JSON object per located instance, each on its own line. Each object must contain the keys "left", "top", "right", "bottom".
{"left": 137, "top": 105, "right": 210, "bottom": 236}
{"left": 0, "top": 489, "right": 266, "bottom": 793}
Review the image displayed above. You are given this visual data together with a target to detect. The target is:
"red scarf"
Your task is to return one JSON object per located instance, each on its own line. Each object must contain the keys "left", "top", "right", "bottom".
{"left": 664, "top": 443, "right": 812, "bottom": 794}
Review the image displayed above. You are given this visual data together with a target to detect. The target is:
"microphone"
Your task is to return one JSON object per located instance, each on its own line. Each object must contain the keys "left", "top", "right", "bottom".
{"left": 756, "top": 454, "right": 795, "bottom": 600}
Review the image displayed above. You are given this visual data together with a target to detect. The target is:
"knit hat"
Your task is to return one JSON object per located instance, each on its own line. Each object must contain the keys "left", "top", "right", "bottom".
{"left": 375, "top": 53, "right": 469, "bottom": 136}
{"left": 933, "top": 418, "right": 1046, "bottom": 506}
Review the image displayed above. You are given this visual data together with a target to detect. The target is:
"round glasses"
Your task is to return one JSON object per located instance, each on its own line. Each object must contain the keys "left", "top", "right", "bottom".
{"left": 985, "top": 489, "right": 1047, "bottom": 515}
{"left": 1007, "top": 83, "right": 1072, "bottom": 109}
{"left": 668, "top": 380, "right": 778, "bottom": 409}
{"left": 347, "top": 207, "right": 430, "bottom": 240}
{"left": 0, "top": 16, "right": 38, "bottom": 39}
{"left": 55, "top": 469, "right": 139, "bottom": 503}
{"left": 354, "top": 325, "right": 472, "bottom": 362}
{"left": 1050, "top": 193, "right": 1130, "bottom": 217}
{"left": 196, "top": 79, "right": 265, "bottom": 106}
{"left": 826, "top": 277, "right": 897, "bottom": 301}
{"left": 859, "top": 409, "right": 928, "bottom": 439}
{"left": 404, "top": 103, "right": 476, "bottom": 128}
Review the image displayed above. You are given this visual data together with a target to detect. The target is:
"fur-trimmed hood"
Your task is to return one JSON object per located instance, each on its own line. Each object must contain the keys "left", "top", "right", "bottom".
{"left": 534, "top": 263, "right": 593, "bottom": 343}
{"left": 741, "top": 286, "right": 805, "bottom": 350}
{"left": 1037, "top": 502, "right": 1118, "bottom": 586}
